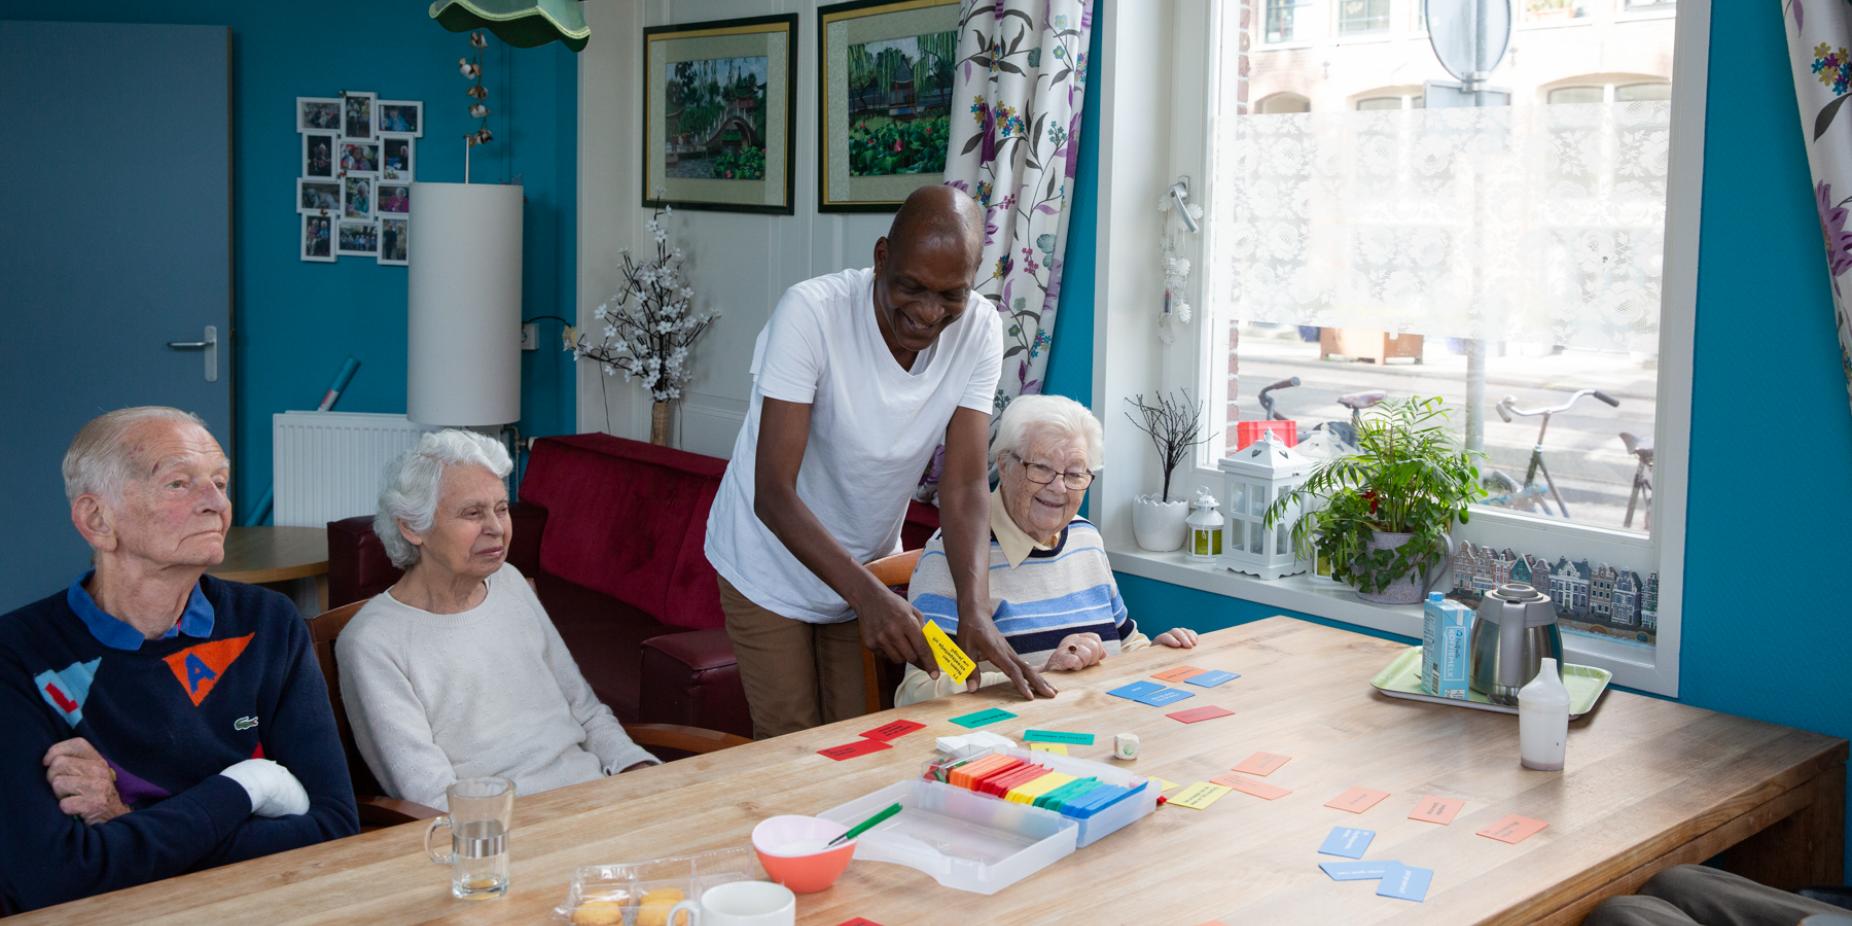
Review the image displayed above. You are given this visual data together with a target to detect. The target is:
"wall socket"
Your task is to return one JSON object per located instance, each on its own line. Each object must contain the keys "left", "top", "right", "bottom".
{"left": 520, "top": 322, "right": 538, "bottom": 351}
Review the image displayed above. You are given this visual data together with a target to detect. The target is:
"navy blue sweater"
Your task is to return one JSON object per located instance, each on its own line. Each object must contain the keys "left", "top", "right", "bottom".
{"left": 0, "top": 576, "right": 359, "bottom": 912}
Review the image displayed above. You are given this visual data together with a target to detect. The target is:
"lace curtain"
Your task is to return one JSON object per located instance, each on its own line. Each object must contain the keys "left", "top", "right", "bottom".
{"left": 1783, "top": 0, "right": 1852, "bottom": 409}
{"left": 1212, "top": 101, "right": 1673, "bottom": 354}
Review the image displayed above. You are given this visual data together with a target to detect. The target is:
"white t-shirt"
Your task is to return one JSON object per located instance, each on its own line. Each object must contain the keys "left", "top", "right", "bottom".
{"left": 704, "top": 266, "right": 1003, "bottom": 623}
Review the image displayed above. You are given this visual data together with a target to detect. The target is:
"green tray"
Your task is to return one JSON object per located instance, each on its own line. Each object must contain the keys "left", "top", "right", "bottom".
{"left": 1369, "top": 645, "right": 1611, "bottom": 719}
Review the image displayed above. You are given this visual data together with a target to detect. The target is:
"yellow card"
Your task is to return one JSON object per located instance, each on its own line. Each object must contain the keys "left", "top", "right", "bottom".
{"left": 1150, "top": 776, "right": 1180, "bottom": 793}
{"left": 1029, "top": 742, "right": 1069, "bottom": 755}
{"left": 921, "top": 620, "right": 976, "bottom": 684}
{"left": 1168, "top": 781, "right": 1233, "bottom": 810}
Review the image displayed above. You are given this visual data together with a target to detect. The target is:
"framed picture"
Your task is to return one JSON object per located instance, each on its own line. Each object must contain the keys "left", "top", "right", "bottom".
{"left": 301, "top": 214, "right": 334, "bottom": 262}
{"left": 302, "top": 132, "right": 337, "bottom": 179}
{"left": 376, "top": 99, "right": 423, "bottom": 137}
{"left": 376, "top": 182, "right": 412, "bottom": 215}
{"left": 297, "top": 96, "right": 342, "bottom": 133}
{"left": 297, "top": 178, "right": 340, "bottom": 214}
{"left": 378, "top": 216, "right": 409, "bottom": 266}
{"left": 382, "top": 137, "right": 415, "bottom": 180}
{"left": 335, "top": 219, "right": 379, "bottom": 256}
{"left": 342, "top": 91, "right": 376, "bottom": 140}
{"left": 817, "top": 0, "right": 960, "bottom": 212}
{"left": 342, "top": 176, "right": 374, "bottom": 219}
{"left": 339, "top": 139, "right": 380, "bottom": 175}
{"left": 642, "top": 13, "right": 796, "bottom": 214}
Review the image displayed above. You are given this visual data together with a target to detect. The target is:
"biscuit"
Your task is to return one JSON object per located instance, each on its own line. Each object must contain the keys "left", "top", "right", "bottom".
{"left": 636, "top": 887, "right": 687, "bottom": 926}
{"left": 570, "top": 900, "right": 623, "bottom": 926}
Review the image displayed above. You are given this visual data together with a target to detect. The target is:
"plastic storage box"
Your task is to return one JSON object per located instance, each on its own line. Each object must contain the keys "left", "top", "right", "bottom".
{"left": 555, "top": 847, "right": 760, "bottom": 924}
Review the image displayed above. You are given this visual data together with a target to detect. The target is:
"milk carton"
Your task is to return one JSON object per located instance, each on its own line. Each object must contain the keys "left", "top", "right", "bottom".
{"left": 1422, "top": 593, "right": 1474, "bottom": 700}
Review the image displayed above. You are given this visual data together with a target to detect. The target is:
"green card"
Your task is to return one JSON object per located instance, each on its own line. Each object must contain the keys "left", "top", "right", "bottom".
{"left": 1022, "top": 729, "right": 1095, "bottom": 745}
{"left": 949, "top": 707, "right": 1017, "bottom": 729}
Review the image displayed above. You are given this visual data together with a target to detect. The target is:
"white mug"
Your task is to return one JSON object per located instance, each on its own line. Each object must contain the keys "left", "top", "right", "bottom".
{"left": 665, "top": 880, "right": 796, "bottom": 926}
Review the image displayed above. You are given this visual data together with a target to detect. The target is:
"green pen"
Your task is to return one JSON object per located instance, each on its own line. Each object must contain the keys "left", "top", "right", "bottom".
{"left": 827, "top": 802, "right": 903, "bottom": 847}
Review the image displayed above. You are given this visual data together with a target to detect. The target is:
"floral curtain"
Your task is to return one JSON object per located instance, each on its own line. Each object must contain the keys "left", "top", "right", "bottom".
{"left": 1783, "top": 0, "right": 1852, "bottom": 409}
{"left": 917, "top": 0, "right": 1092, "bottom": 498}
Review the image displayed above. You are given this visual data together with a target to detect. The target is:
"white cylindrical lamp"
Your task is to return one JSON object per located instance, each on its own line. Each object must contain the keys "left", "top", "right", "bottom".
{"left": 407, "top": 181, "right": 523, "bottom": 427}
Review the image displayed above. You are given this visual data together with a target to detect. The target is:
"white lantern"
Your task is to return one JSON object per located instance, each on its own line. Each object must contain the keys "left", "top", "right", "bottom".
{"left": 1184, "top": 486, "right": 1225, "bottom": 561}
{"left": 1217, "top": 432, "right": 1314, "bottom": 580}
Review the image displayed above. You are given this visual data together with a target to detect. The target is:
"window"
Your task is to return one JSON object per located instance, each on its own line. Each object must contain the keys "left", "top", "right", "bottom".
{"left": 1256, "top": 92, "right": 1312, "bottom": 114}
{"left": 1354, "top": 91, "right": 1424, "bottom": 110}
{"left": 1523, "top": 0, "right": 1589, "bottom": 22}
{"left": 1336, "top": 0, "right": 1391, "bottom": 35}
{"left": 1265, "top": 0, "right": 1314, "bottom": 44}
{"left": 1623, "top": 0, "right": 1675, "bottom": 11}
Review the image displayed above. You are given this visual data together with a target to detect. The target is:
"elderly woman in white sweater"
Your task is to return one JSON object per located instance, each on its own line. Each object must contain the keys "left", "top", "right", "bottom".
{"left": 896, "top": 395, "right": 1199, "bottom": 706}
{"left": 337, "top": 430, "right": 654, "bottom": 810}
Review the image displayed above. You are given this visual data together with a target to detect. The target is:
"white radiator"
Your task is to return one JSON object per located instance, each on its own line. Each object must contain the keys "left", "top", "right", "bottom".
{"left": 272, "top": 411, "right": 433, "bottom": 527}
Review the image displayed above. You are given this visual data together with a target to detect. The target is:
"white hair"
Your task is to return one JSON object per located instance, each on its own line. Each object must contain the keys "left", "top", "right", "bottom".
{"left": 62, "top": 406, "right": 209, "bottom": 503}
{"left": 373, "top": 429, "right": 512, "bottom": 569}
{"left": 992, "top": 394, "right": 1105, "bottom": 471}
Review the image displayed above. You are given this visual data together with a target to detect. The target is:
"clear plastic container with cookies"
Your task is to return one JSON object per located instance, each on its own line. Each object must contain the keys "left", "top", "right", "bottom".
{"left": 557, "top": 847, "right": 761, "bottom": 925}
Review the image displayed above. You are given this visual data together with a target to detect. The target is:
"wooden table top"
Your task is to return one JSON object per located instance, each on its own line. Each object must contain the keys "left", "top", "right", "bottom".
{"left": 208, "top": 526, "right": 329, "bottom": 584}
{"left": 17, "top": 617, "right": 1845, "bottom": 925}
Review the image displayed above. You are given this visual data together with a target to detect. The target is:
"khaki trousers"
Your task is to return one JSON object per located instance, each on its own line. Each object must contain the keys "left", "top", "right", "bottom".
{"left": 718, "top": 577, "right": 868, "bottom": 740}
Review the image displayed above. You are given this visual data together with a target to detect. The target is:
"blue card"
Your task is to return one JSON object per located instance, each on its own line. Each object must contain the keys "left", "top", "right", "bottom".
{"left": 1376, "top": 863, "right": 1434, "bottom": 902}
{"left": 1185, "top": 669, "right": 1240, "bottom": 687}
{"left": 1318, "top": 826, "right": 1375, "bottom": 859}
{"left": 1106, "top": 680, "right": 1164, "bottom": 700}
{"left": 1318, "top": 860, "right": 1395, "bottom": 882}
{"left": 1135, "top": 686, "right": 1195, "bottom": 706}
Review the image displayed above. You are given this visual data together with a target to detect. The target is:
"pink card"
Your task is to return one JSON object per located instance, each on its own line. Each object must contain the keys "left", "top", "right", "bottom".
{"left": 1152, "top": 665, "right": 1208, "bottom": 682}
{"left": 1325, "top": 787, "right": 1391, "bottom": 814}
{"left": 1166, "top": 705, "right": 1235, "bottom": 724}
{"left": 818, "top": 739, "right": 892, "bottom": 761}
{"left": 1230, "top": 751, "right": 1291, "bottom": 776}
{"left": 835, "top": 920, "right": 885, "bottom": 926}
{"left": 1478, "top": 814, "right": 1550, "bottom": 844}
{"left": 859, "top": 719, "right": 926, "bottom": 741}
{"left": 1214, "top": 774, "right": 1292, "bottom": 800}
{"left": 1409, "top": 795, "right": 1466, "bottom": 825}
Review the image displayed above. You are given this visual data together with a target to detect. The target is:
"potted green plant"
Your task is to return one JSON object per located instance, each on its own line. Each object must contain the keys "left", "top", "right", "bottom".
{"left": 1263, "top": 396, "right": 1485, "bottom": 604}
{"left": 1124, "top": 390, "right": 1207, "bottom": 552}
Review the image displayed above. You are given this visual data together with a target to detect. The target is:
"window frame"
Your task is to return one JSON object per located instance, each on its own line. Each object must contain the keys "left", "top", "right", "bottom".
{"left": 1095, "top": 0, "right": 1709, "bottom": 697}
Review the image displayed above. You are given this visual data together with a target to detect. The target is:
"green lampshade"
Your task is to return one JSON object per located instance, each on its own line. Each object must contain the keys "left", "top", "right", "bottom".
{"left": 429, "top": 0, "right": 590, "bottom": 52}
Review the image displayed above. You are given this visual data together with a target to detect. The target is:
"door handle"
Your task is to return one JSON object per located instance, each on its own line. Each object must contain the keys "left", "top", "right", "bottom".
{"left": 166, "top": 325, "right": 219, "bottom": 383}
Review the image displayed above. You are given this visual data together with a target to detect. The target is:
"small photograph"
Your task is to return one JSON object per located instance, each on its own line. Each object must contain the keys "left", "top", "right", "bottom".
{"left": 302, "top": 214, "right": 334, "bottom": 262}
{"left": 298, "top": 178, "right": 340, "bottom": 213}
{"left": 297, "top": 96, "right": 341, "bottom": 133}
{"left": 343, "top": 175, "right": 373, "bottom": 219}
{"left": 302, "top": 132, "right": 336, "bottom": 179}
{"left": 340, "top": 139, "right": 380, "bottom": 174}
{"left": 382, "top": 137, "right": 414, "bottom": 179}
{"left": 342, "top": 91, "right": 376, "bottom": 139}
{"left": 377, "top": 99, "right": 423, "bottom": 136}
{"left": 377, "top": 182, "right": 411, "bottom": 215}
{"left": 336, "top": 219, "right": 379, "bottom": 256}
{"left": 378, "top": 217, "right": 409, "bottom": 266}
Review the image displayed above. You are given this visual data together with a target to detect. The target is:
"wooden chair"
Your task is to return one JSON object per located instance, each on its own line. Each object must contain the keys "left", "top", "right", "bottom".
{"left": 308, "top": 600, "right": 751, "bottom": 830}
{"left": 861, "top": 549, "right": 924, "bottom": 715}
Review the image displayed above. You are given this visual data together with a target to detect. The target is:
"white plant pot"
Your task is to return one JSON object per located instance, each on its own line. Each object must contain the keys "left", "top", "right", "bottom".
{"left": 1132, "top": 494, "right": 1190, "bottom": 552}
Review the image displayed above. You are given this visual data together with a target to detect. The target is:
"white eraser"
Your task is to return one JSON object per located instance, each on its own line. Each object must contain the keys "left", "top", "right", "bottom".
{"left": 1113, "top": 732, "right": 1140, "bottom": 760}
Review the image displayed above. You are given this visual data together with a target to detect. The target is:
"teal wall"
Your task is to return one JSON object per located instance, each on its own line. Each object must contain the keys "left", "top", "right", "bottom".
{"left": 1048, "top": 1, "right": 1852, "bottom": 878}
{"left": 0, "top": 2, "right": 579, "bottom": 523}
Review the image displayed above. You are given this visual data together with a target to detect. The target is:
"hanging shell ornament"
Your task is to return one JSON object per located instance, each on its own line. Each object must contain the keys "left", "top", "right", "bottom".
{"left": 459, "top": 58, "right": 481, "bottom": 79}
{"left": 469, "top": 103, "right": 490, "bottom": 119}
{"left": 469, "top": 31, "right": 488, "bottom": 49}
{"left": 475, "top": 127, "right": 494, "bottom": 144}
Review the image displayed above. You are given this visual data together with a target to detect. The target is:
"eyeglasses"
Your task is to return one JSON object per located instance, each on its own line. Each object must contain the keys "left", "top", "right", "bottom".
{"left": 1007, "top": 452, "right": 1095, "bottom": 491}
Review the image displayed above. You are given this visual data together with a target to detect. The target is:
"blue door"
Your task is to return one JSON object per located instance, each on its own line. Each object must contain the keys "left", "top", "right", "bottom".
{"left": 0, "top": 22, "right": 232, "bottom": 611}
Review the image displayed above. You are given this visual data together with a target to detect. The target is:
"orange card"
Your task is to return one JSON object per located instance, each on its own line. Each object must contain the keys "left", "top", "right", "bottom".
{"left": 1409, "top": 795, "right": 1466, "bottom": 825}
{"left": 1214, "top": 774, "right": 1293, "bottom": 800}
{"left": 1478, "top": 814, "right": 1550, "bottom": 844}
{"left": 1230, "top": 752, "right": 1291, "bottom": 776}
{"left": 1325, "top": 787, "right": 1391, "bottom": 814}
{"left": 1152, "top": 665, "right": 1208, "bottom": 682}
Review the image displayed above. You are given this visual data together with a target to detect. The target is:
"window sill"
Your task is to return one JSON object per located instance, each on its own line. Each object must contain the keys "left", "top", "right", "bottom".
{"left": 1105, "top": 543, "right": 1664, "bottom": 691}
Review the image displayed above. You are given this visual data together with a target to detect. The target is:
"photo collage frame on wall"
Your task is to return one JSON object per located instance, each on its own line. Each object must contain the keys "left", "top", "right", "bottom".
{"left": 297, "top": 92, "right": 419, "bottom": 265}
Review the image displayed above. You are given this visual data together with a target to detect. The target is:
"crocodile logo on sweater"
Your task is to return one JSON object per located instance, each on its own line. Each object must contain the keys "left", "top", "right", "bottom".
{"left": 234, "top": 715, "right": 259, "bottom": 731}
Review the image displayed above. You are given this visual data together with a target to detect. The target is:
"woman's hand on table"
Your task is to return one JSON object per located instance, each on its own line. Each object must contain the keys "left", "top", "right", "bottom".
{"left": 1155, "top": 627, "right": 1200, "bottom": 649}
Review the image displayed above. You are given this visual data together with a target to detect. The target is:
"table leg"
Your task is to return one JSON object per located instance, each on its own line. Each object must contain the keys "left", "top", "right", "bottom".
{"left": 1712, "top": 765, "right": 1847, "bottom": 890}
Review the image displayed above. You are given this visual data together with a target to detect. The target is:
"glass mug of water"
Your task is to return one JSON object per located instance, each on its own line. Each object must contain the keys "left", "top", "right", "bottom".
{"left": 424, "top": 777, "right": 515, "bottom": 900}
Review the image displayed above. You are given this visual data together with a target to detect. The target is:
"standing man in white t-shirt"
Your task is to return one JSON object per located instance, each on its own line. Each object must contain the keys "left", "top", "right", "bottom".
{"left": 705, "top": 186, "right": 1058, "bottom": 738}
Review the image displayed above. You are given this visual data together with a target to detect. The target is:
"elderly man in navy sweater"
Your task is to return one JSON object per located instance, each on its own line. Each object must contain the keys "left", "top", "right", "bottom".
{"left": 0, "top": 407, "right": 358, "bottom": 913}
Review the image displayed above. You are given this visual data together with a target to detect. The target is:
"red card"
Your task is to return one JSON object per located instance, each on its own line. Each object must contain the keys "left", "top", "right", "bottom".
{"left": 818, "top": 739, "right": 892, "bottom": 761}
{"left": 1409, "top": 795, "right": 1466, "bottom": 825}
{"left": 1166, "top": 705, "right": 1235, "bottom": 724}
{"left": 836, "top": 920, "right": 885, "bottom": 926}
{"left": 1325, "top": 787, "right": 1391, "bottom": 814}
{"left": 1230, "top": 752, "right": 1291, "bottom": 776}
{"left": 1477, "top": 813, "right": 1550, "bottom": 844}
{"left": 1152, "top": 665, "right": 1208, "bottom": 681}
{"left": 1214, "top": 774, "right": 1292, "bottom": 800}
{"left": 859, "top": 719, "right": 926, "bottom": 741}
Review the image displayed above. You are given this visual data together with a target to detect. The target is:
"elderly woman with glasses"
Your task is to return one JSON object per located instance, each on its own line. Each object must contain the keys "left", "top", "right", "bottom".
{"left": 895, "top": 395, "right": 1198, "bottom": 706}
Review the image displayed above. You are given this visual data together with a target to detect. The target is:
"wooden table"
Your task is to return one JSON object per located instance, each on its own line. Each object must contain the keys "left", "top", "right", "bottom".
{"left": 208, "top": 526, "right": 329, "bottom": 610}
{"left": 16, "top": 618, "right": 1843, "bottom": 925}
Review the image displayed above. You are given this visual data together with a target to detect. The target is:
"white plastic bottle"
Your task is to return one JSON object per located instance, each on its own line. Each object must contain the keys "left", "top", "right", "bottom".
{"left": 1518, "top": 658, "right": 1570, "bottom": 771}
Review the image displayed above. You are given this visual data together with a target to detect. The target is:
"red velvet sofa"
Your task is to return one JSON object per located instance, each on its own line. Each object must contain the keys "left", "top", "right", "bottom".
{"left": 325, "top": 433, "right": 940, "bottom": 740}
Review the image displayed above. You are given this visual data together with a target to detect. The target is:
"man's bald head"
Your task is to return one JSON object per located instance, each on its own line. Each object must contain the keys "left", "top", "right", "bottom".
{"left": 885, "top": 184, "right": 985, "bottom": 273}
